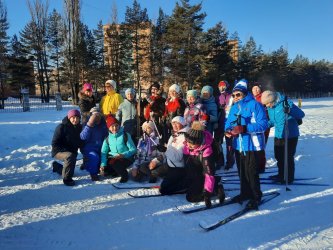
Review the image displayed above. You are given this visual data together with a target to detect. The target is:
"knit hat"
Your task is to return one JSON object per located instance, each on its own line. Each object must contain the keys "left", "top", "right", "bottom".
{"left": 233, "top": 79, "right": 248, "bottom": 94}
{"left": 142, "top": 121, "right": 155, "bottom": 132}
{"left": 105, "top": 80, "right": 117, "bottom": 90}
{"left": 106, "top": 115, "right": 119, "bottom": 128}
{"left": 185, "top": 121, "right": 204, "bottom": 145}
{"left": 201, "top": 85, "right": 213, "bottom": 96}
{"left": 125, "top": 88, "right": 135, "bottom": 95}
{"left": 186, "top": 89, "right": 197, "bottom": 98}
{"left": 171, "top": 116, "right": 186, "bottom": 126}
{"left": 169, "top": 84, "right": 181, "bottom": 94}
{"left": 218, "top": 80, "right": 228, "bottom": 88}
{"left": 83, "top": 83, "right": 93, "bottom": 91}
{"left": 67, "top": 109, "right": 81, "bottom": 119}
{"left": 261, "top": 90, "right": 277, "bottom": 105}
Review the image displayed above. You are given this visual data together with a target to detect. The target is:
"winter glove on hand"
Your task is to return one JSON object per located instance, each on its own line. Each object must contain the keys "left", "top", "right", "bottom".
{"left": 201, "top": 114, "right": 210, "bottom": 121}
{"left": 230, "top": 125, "right": 247, "bottom": 136}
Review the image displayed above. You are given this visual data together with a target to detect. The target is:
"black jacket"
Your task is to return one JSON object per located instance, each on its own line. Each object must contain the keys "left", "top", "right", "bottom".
{"left": 51, "top": 116, "right": 83, "bottom": 157}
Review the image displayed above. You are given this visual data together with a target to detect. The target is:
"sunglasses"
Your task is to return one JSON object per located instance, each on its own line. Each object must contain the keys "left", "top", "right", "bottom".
{"left": 232, "top": 93, "right": 243, "bottom": 98}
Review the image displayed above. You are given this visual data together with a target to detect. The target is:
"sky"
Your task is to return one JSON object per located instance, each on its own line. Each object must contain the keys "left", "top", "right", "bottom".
{"left": 0, "top": 97, "right": 333, "bottom": 249}
{"left": 3, "top": 0, "right": 333, "bottom": 62}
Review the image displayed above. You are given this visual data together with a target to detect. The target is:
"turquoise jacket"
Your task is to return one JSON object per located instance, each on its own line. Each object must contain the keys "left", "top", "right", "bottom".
{"left": 100, "top": 127, "right": 137, "bottom": 166}
{"left": 266, "top": 93, "right": 305, "bottom": 139}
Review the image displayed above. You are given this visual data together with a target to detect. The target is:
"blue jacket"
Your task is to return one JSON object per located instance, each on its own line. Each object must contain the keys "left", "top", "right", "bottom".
{"left": 100, "top": 127, "right": 137, "bottom": 166}
{"left": 225, "top": 94, "right": 268, "bottom": 152}
{"left": 80, "top": 119, "right": 108, "bottom": 155}
{"left": 266, "top": 93, "right": 305, "bottom": 139}
{"left": 201, "top": 96, "right": 218, "bottom": 133}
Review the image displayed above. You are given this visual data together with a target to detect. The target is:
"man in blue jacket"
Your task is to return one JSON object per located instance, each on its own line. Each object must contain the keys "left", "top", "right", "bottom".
{"left": 261, "top": 91, "right": 305, "bottom": 184}
{"left": 225, "top": 79, "right": 268, "bottom": 210}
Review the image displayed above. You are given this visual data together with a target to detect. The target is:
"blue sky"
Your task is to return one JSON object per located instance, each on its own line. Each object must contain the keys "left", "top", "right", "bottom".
{"left": 4, "top": 0, "right": 333, "bottom": 62}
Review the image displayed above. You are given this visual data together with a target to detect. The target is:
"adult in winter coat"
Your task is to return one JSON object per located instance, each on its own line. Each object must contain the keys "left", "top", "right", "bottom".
{"left": 100, "top": 80, "right": 123, "bottom": 116}
{"left": 225, "top": 79, "right": 268, "bottom": 210}
{"left": 130, "top": 121, "right": 165, "bottom": 183}
{"left": 200, "top": 85, "right": 218, "bottom": 134}
{"left": 163, "top": 84, "right": 186, "bottom": 140}
{"left": 183, "top": 121, "right": 225, "bottom": 208}
{"left": 158, "top": 116, "right": 189, "bottom": 195}
{"left": 261, "top": 91, "right": 305, "bottom": 183}
{"left": 116, "top": 88, "right": 138, "bottom": 144}
{"left": 78, "top": 83, "right": 96, "bottom": 124}
{"left": 100, "top": 115, "right": 137, "bottom": 183}
{"left": 251, "top": 83, "right": 270, "bottom": 173}
{"left": 183, "top": 89, "right": 207, "bottom": 128}
{"left": 51, "top": 109, "right": 83, "bottom": 186}
{"left": 215, "top": 80, "right": 235, "bottom": 170}
{"left": 141, "top": 82, "right": 166, "bottom": 140}
{"left": 80, "top": 108, "right": 108, "bottom": 181}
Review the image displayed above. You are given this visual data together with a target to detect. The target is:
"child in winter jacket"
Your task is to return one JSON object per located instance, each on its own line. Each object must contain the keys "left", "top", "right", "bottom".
{"left": 130, "top": 121, "right": 166, "bottom": 183}
{"left": 80, "top": 108, "right": 108, "bottom": 181}
{"left": 183, "top": 121, "right": 225, "bottom": 208}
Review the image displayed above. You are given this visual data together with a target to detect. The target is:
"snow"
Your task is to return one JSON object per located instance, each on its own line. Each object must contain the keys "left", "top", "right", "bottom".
{"left": 1, "top": 98, "right": 333, "bottom": 250}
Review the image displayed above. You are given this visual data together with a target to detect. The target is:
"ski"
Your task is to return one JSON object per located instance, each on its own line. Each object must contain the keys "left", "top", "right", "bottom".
{"left": 112, "top": 183, "right": 160, "bottom": 190}
{"left": 176, "top": 198, "right": 236, "bottom": 214}
{"left": 199, "top": 191, "right": 280, "bottom": 231}
{"left": 127, "top": 188, "right": 162, "bottom": 198}
{"left": 177, "top": 191, "right": 276, "bottom": 214}
{"left": 215, "top": 169, "right": 277, "bottom": 178}
{"left": 224, "top": 181, "right": 329, "bottom": 187}
{"left": 222, "top": 177, "right": 319, "bottom": 182}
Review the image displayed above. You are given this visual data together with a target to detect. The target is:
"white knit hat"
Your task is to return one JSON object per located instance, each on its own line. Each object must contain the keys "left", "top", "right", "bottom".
{"left": 169, "top": 84, "right": 181, "bottom": 94}
{"left": 171, "top": 116, "right": 186, "bottom": 126}
{"left": 105, "top": 79, "right": 117, "bottom": 90}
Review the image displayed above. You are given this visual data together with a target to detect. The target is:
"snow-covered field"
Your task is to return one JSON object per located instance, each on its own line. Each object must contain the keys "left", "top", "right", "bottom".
{"left": 0, "top": 98, "right": 332, "bottom": 250}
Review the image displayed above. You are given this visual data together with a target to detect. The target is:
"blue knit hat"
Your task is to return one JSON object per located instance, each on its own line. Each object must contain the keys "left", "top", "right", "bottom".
{"left": 201, "top": 85, "right": 213, "bottom": 96}
{"left": 125, "top": 88, "right": 135, "bottom": 95}
{"left": 233, "top": 79, "right": 248, "bottom": 94}
{"left": 186, "top": 89, "right": 197, "bottom": 98}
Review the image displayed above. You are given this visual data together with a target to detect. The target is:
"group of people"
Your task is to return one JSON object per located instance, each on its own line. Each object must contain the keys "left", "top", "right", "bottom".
{"left": 51, "top": 78, "right": 305, "bottom": 210}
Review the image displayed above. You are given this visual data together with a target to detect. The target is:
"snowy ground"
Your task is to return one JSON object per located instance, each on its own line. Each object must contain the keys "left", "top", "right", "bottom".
{"left": 0, "top": 98, "right": 332, "bottom": 250}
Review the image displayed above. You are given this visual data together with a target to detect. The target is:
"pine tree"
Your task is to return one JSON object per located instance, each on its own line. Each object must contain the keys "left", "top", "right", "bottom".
{"left": 165, "top": 0, "right": 206, "bottom": 89}
{"left": 93, "top": 20, "right": 107, "bottom": 90}
{"left": 0, "top": 0, "right": 9, "bottom": 109}
{"left": 47, "top": 9, "right": 64, "bottom": 93}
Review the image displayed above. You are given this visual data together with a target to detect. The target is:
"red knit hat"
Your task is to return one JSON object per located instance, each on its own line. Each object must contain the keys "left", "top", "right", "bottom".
{"left": 218, "top": 81, "right": 228, "bottom": 88}
{"left": 106, "top": 115, "right": 119, "bottom": 128}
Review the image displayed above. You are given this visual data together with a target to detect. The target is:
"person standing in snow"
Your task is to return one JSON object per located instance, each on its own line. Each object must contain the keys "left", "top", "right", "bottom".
{"left": 225, "top": 79, "right": 268, "bottom": 210}
{"left": 163, "top": 83, "right": 186, "bottom": 140}
{"left": 51, "top": 109, "right": 84, "bottom": 186}
{"left": 200, "top": 85, "right": 218, "bottom": 134}
{"left": 78, "top": 83, "right": 96, "bottom": 124}
{"left": 80, "top": 108, "right": 108, "bottom": 181}
{"left": 183, "top": 121, "right": 225, "bottom": 208}
{"left": 215, "top": 80, "right": 235, "bottom": 170}
{"left": 100, "top": 80, "right": 123, "bottom": 117}
{"left": 100, "top": 115, "right": 137, "bottom": 183}
{"left": 116, "top": 88, "right": 138, "bottom": 144}
{"left": 260, "top": 90, "right": 305, "bottom": 184}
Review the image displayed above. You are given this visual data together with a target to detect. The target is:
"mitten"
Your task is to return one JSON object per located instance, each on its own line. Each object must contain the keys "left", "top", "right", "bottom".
{"left": 230, "top": 125, "right": 247, "bottom": 136}
{"left": 201, "top": 114, "right": 210, "bottom": 121}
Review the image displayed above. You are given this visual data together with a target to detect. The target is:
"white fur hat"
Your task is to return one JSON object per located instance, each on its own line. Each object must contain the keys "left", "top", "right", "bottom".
{"left": 105, "top": 79, "right": 117, "bottom": 90}
{"left": 142, "top": 121, "right": 155, "bottom": 132}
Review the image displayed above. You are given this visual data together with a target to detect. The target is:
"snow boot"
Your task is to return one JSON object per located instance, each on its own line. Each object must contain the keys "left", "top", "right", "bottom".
{"left": 204, "top": 191, "right": 212, "bottom": 208}
{"left": 63, "top": 178, "right": 75, "bottom": 186}
{"left": 217, "top": 184, "right": 226, "bottom": 204}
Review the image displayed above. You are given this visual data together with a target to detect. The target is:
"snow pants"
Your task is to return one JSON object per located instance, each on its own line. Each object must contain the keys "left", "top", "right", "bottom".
{"left": 54, "top": 151, "right": 78, "bottom": 180}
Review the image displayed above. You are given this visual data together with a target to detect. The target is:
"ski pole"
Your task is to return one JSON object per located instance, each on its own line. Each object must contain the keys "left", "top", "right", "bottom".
{"left": 283, "top": 96, "right": 291, "bottom": 191}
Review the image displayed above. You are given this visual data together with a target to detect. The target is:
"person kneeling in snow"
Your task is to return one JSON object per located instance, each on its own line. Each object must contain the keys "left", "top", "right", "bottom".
{"left": 183, "top": 121, "right": 225, "bottom": 208}
{"left": 80, "top": 108, "right": 108, "bottom": 181}
{"left": 100, "top": 115, "right": 137, "bottom": 183}
{"left": 51, "top": 109, "right": 84, "bottom": 186}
